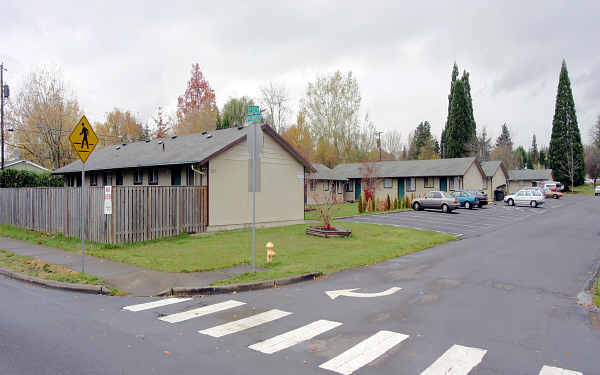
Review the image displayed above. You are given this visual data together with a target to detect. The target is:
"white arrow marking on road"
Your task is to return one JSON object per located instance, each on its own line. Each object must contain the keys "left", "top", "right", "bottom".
{"left": 325, "top": 287, "right": 402, "bottom": 300}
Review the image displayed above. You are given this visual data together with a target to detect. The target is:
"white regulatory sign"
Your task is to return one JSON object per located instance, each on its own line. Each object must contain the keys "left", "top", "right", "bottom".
{"left": 104, "top": 186, "right": 112, "bottom": 215}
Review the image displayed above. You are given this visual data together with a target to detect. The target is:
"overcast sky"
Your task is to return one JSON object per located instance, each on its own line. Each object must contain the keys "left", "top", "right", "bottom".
{"left": 2, "top": 1, "right": 599, "bottom": 148}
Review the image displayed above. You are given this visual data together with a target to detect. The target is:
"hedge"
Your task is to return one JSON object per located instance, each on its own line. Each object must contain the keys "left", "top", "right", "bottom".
{"left": 0, "top": 169, "right": 64, "bottom": 188}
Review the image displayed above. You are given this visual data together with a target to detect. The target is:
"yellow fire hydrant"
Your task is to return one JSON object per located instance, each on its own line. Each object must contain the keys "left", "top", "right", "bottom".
{"left": 266, "top": 242, "right": 276, "bottom": 263}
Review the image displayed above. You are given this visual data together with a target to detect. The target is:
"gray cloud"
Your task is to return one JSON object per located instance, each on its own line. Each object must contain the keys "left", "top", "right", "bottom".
{"left": 1, "top": 0, "right": 599, "bottom": 147}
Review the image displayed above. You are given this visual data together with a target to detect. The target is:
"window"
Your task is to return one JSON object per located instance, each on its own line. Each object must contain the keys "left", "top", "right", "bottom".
{"left": 426, "top": 192, "right": 435, "bottom": 198}
{"left": 346, "top": 180, "right": 353, "bottom": 192}
{"left": 186, "top": 166, "right": 194, "bottom": 186}
{"left": 89, "top": 174, "right": 97, "bottom": 186}
{"left": 171, "top": 168, "right": 181, "bottom": 186}
{"left": 148, "top": 169, "right": 159, "bottom": 185}
{"left": 449, "top": 176, "right": 459, "bottom": 190}
{"left": 115, "top": 172, "right": 123, "bottom": 186}
{"left": 310, "top": 180, "right": 316, "bottom": 191}
{"left": 406, "top": 177, "right": 416, "bottom": 192}
{"left": 323, "top": 181, "right": 329, "bottom": 191}
{"left": 133, "top": 169, "right": 143, "bottom": 185}
{"left": 424, "top": 177, "right": 433, "bottom": 188}
{"left": 76, "top": 175, "right": 82, "bottom": 187}
{"left": 102, "top": 173, "right": 112, "bottom": 187}
{"left": 433, "top": 192, "right": 442, "bottom": 198}
{"left": 384, "top": 178, "right": 393, "bottom": 188}
{"left": 449, "top": 177, "right": 455, "bottom": 190}
{"left": 336, "top": 181, "right": 343, "bottom": 194}
{"left": 67, "top": 175, "right": 75, "bottom": 187}
{"left": 482, "top": 177, "right": 488, "bottom": 189}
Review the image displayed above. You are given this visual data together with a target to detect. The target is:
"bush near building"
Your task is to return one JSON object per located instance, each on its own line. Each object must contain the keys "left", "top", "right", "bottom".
{"left": 0, "top": 169, "right": 64, "bottom": 188}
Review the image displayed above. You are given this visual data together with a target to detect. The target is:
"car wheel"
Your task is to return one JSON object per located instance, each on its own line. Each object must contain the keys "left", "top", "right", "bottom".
{"left": 507, "top": 198, "right": 514, "bottom": 206}
{"left": 465, "top": 201, "right": 472, "bottom": 209}
{"left": 478, "top": 202, "right": 483, "bottom": 208}
{"left": 530, "top": 200, "right": 537, "bottom": 208}
{"left": 553, "top": 194, "right": 558, "bottom": 199}
{"left": 442, "top": 204, "right": 449, "bottom": 213}
{"left": 412, "top": 202, "right": 420, "bottom": 211}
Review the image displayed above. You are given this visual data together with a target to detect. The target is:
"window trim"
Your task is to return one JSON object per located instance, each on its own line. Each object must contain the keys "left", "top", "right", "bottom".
{"left": 186, "top": 166, "right": 194, "bottom": 186}
{"left": 424, "top": 176, "right": 433, "bottom": 188}
{"left": 148, "top": 168, "right": 159, "bottom": 185}
{"left": 133, "top": 169, "right": 143, "bottom": 185}
{"left": 323, "top": 180, "right": 329, "bottom": 191}
{"left": 115, "top": 172, "right": 123, "bottom": 186}
{"left": 89, "top": 174, "right": 97, "bottom": 186}
{"left": 406, "top": 177, "right": 416, "bottom": 192}
{"left": 336, "top": 181, "right": 343, "bottom": 194}
{"left": 346, "top": 180, "right": 353, "bottom": 192}
{"left": 383, "top": 178, "right": 393, "bottom": 189}
{"left": 102, "top": 172, "right": 112, "bottom": 187}
{"left": 171, "top": 167, "right": 181, "bottom": 186}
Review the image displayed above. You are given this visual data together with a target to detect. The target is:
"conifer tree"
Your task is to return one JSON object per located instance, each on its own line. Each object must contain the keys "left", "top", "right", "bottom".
{"left": 530, "top": 134, "right": 539, "bottom": 166}
{"left": 549, "top": 60, "right": 585, "bottom": 188}
{"left": 441, "top": 64, "right": 459, "bottom": 158}
{"left": 442, "top": 64, "right": 477, "bottom": 158}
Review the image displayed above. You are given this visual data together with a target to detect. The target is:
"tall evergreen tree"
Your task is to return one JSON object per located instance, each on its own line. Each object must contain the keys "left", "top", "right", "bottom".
{"left": 441, "top": 63, "right": 459, "bottom": 158}
{"left": 496, "top": 123, "right": 513, "bottom": 149}
{"left": 548, "top": 60, "right": 585, "bottom": 188}
{"left": 445, "top": 79, "right": 473, "bottom": 158}
{"left": 530, "top": 134, "right": 539, "bottom": 166}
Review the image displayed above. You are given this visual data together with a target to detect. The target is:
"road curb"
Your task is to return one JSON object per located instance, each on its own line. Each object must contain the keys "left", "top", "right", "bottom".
{"left": 0, "top": 266, "right": 108, "bottom": 295}
{"left": 156, "top": 272, "right": 323, "bottom": 297}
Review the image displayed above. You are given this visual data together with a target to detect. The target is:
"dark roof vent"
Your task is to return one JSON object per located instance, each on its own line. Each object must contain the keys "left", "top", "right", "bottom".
{"left": 206, "top": 134, "right": 213, "bottom": 139}
{"left": 201, "top": 131, "right": 208, "bottom": 135}
{"left": 171, "top": 135, "right": 178, "bottom": 139}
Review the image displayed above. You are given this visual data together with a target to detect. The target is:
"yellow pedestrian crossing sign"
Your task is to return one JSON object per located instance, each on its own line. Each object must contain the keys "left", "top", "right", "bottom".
{"left": 69, "top": 115, "right": 98, "bottom": 163}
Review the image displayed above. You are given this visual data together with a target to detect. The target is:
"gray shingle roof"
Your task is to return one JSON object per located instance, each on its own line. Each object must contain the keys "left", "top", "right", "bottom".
{"left": 308, "top": 164, "right": 341, "bottom": 180}
{"left": 480, "top": 161, "right": 502, "bottom": 177}
{"left": 507, "top": 169, "right": 553, "bottom": 181}
{"left": 333, "top": 157, "right": 478, "bottom": 179}
{"left": 54, "top": 125, "right": 314, "bottom": 174}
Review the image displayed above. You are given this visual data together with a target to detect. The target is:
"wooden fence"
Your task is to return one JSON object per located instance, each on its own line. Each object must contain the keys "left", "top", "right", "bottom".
{"left": 0, "top": 186, "right": 207, "bottom": 244}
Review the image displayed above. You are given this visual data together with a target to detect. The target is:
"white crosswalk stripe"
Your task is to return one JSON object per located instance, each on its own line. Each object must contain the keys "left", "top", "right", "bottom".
{"left": 159, "top": 300, "right": 246, "bottom": 324}
{"left": 318, "top": 330, "right": 409, "bottom": 375}
{"left": 199, "top": 309, "right": 292, "bottom": 338}
{"left": 249, "top": 319, "right": 342, "bottom": 354}
{"left": 122, "top": 297, "right": 192, "bottom": 312}
{"left": 419, "top": 344, "right": 487, "bottom": 375}
{"left": 539, "top": 365, "right": 583, "bottom": 375}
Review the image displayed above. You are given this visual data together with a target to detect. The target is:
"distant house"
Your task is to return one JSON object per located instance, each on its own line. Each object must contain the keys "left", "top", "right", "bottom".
{"left": 3, "top": 160, "right": 50, "bottom": 173}
{"left": 306, "top": 157, "right": 487, "bottom": 203}
{"left": 507, "top": 169, "right": 553, "bottom": 193}
{"left": 305, "top": 164, "right": 346, "bottom": 205}
{"left": 480, "top": 160, "right": 509, "bottom": 199}
{"left": 54, "top": 125, "right": 315, "bottom": 231}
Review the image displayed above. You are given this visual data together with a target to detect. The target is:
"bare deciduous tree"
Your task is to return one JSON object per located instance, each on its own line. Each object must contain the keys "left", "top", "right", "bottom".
{"left": 7, "top": 67, "right": 81, "bottom": 169}
{"left": 259, "top": 82, "right": 289, "bottom": 133}
{"left": 382, "top": 129, "right": 403, "bottom": 160}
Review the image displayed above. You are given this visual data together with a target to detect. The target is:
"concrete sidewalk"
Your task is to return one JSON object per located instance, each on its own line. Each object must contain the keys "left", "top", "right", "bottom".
{"left": 0, "top": 237, "right": 253, "bottom": 296}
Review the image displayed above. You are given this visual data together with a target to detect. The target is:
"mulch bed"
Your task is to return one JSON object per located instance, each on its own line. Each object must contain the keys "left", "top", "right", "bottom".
{"left": 306, "top": 226, "right": 351, "bottom": 238}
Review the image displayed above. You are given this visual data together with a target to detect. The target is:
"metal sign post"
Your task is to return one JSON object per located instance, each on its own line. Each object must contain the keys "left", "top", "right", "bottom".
{"left": 69, "top": 115, "right": 98, "bottom": 274}
{"left": 247, "top": 106, "right": 263, "bottom": 273}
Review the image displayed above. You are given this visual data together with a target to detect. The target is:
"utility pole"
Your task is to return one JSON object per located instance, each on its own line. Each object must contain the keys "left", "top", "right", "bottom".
{"left": 376, "top": 131, "right": 383, "bottom": 161}
{"left": 1, "top": 63, "right": 6, "bottom": 172}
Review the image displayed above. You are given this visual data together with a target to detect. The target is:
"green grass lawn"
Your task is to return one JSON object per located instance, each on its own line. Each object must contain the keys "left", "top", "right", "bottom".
{"left": 572, "top": 183, "right": 599, "bottom": 196}
{"left": 305, "top": 202, "right": 409, "bottom": 221}
{"left": 0, "top": 248, "right": 122, "bottom": 292}
{"left": 0, "top": 222, "right": 453, "bottom": 285}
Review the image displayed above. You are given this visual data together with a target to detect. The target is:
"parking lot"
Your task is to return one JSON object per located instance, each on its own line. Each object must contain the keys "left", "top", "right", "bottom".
{"left": 341, "top": 199, "right": 566, "bottom": 238}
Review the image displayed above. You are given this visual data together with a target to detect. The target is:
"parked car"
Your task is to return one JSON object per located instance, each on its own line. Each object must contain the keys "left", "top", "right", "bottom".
{"left": 452, "top": 190, "right": 480, "bottom": 209}
{"left": 412, "top": 191, "right": 459, "bottom": 213}
{"left": 595, "top": 185, "right": 600, "bottom": 196}
{"left": 464, "top": 189, "right": 488, "bottom": 207}
{"left": 504, "top": 189, "right": 545, "bottom": 207}
{"left": 543, "top": 188, "right": 562, "bottom": 199}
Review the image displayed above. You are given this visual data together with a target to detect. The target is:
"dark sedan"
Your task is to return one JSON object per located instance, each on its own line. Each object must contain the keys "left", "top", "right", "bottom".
{"left": 464, "top": 190, "right": 488, "bottom": 207}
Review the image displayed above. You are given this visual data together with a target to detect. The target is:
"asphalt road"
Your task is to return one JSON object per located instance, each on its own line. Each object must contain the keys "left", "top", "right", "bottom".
{"left": 1, "top": 195, "right": 599, "bottom": 375}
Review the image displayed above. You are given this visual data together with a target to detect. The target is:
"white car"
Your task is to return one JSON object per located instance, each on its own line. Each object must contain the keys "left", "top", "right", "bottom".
{"left": 504, "top": 189, "right": 545, "bottom": 207}
{"left": 595, "top": 185, "right": 600, "bottom": 196}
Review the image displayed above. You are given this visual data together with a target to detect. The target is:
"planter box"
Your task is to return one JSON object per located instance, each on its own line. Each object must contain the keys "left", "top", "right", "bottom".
{"left": 306, "top": 226, "right": 351, "bottom": 238}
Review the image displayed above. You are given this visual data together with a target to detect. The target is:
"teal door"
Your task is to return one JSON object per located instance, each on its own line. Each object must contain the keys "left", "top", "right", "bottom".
{"left": 440, "top": 177, "right": 447, "bottom": 191}
{"left": 398, "top": 178, "right": 405, "bottom": 198}
{"left": 355, "top": 179, "right": 361, "bottom": 200}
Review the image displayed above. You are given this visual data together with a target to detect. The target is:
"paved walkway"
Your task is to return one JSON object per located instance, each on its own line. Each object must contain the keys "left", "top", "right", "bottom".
{"left": 0, "top": 237, "right": 253, "bottom": 296}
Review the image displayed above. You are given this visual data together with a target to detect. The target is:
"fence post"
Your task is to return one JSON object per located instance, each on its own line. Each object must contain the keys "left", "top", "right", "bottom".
{"left": 111, "top": 188, "right": 116, "bottom": 244}
{"left": 146, "top": 186, "right": 150, "bottom": 240}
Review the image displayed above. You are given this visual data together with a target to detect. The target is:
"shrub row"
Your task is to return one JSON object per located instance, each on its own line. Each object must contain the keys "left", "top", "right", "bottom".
{"left": 357, "top": 193, "right": 415, "bottom": 213}
{"left": 0, "top": 169, "right": 64, "bottom": 188}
